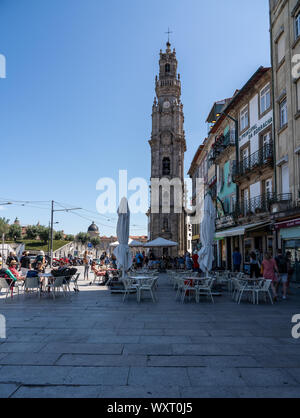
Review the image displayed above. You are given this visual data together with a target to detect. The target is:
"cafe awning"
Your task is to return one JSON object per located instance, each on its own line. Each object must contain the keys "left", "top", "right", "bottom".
{"left": 215, "top": 222, "right": 269, "bottom": 239}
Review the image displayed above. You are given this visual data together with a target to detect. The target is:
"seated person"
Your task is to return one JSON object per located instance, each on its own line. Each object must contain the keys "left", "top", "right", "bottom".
{"left": 9, "top": 260, "right": 25, "bottom": 281}
{"left": 91, "top": 261, "right": 106, "bottom": 276}
{"left": 4, "top": 261, "right": 26, "bottom": 289}
{"left": 34, "top": 261, "right": 45, "bottom": 274}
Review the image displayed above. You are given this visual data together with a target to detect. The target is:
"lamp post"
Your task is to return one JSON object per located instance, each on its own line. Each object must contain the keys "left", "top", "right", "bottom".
{"left": 50, "top": 201, "right": 81, "bottom": 267}
{"left": 48, "top": 221, "right": 59, "bottom": 258}
{"left": 0, "top": 203, "right": 12, "bottom": 263}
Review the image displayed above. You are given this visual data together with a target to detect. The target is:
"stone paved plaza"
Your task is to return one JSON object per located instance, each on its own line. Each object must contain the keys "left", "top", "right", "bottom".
{"left": 0, "top": 268, "right": 300, "bottom": 398}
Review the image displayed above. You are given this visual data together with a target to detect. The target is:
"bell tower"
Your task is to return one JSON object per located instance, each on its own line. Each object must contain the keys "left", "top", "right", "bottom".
{"left": 148, "top": 41, "right": 186, "bottom": 256}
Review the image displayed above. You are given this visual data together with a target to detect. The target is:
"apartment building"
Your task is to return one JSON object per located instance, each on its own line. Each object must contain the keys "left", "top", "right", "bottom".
{"left": 269, "top": 0, "right": 300, "bottom": 269}
{"left": 213, "top": 68, "right": 275, "bottom": 269}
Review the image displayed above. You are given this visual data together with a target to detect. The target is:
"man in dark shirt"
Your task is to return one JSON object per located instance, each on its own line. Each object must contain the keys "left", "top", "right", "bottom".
{"left": 20, "top": 251, "right": 31, "bottom": 276}
{"left": 6, "top": 252, "right": 19, "bottom": 268}
{"left": 232, "top": 248, "right": 242, "bottom": 272}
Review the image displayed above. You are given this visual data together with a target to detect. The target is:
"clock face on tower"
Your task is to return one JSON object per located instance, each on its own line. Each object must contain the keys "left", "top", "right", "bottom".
{"left": 163, "top": 101, "right": 171, "bottom": 110}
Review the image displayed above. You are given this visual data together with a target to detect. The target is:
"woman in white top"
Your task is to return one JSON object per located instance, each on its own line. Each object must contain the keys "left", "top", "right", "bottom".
{"left": 83, "top": 250, "right": 90, "bottom": 280}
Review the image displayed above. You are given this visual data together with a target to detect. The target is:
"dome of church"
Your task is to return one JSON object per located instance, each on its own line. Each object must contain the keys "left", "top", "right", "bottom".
{"left": 87, "top": 222, "right": 99, "bottom": 233}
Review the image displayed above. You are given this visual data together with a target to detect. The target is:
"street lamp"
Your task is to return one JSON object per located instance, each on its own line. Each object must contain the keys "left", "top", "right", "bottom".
{"left": 0, "top": 202, "right": 12, "bottom": 262}
{"left": 48, "top": 221, "right": 59, "bottom": 257}
{"left": 50, "top": 201, "right": 81, "bottom": 267}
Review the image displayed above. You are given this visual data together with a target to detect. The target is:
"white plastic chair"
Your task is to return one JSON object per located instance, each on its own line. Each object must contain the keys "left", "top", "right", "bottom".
{"left": 237, "top": 280, "right": 256, "bottom": 305}
{"left": 195, "top": 278, "right": 215, "bottom": 304}
{"left": 137, "top": 277, "right": 157, "bottom": 303}
{"left": 48, "top": 277, "right": 66, "bottom": 300}
{"left": 254, "top": 279, "right": 273, "bottom": 305}
{"left": 181, "top": 279, "right": 198, "bottom": 304}
{"left": 232, "top": 278, "right": 244, "bottom": 302}
{"left": 24, "top": 277, "right": 41, "bottom": 299}
{"left": 0, "top": 277, "right": 19, "bottom": 301}
{"left": 122, "top": 278, "right": 138, "bottom": 303}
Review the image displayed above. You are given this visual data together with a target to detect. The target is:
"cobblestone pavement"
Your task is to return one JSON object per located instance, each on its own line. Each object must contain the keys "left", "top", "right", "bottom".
{"left": 0, "top": 268, "right": 299, "bottom": 398}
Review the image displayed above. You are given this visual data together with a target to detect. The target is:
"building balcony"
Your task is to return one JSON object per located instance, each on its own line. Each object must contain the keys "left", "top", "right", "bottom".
{"left": 235, "top": 193, "right": 292, "bottom": 219}
{"left": 213, "top": 131, "right": 236, "bottom": 163}
{"left": 234, "top": 144, "right": 273, "bottom": 181}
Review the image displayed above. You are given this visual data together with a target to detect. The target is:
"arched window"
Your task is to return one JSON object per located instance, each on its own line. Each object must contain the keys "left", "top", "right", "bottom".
{"left": 162, "top": 157, "right": 171, "bottom": 176}
{"left": 165, "top": 63, "right": 170, "bottom": 73}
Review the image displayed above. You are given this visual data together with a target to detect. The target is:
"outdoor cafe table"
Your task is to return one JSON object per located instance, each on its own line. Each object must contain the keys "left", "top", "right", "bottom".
{"left": 38, "top": 273, "right": 54, "bottom": 291}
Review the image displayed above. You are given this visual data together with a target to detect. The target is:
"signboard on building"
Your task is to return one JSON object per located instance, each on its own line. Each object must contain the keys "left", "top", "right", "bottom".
{"left": 275, "top": 218, "right": 300, "bottom": 230}
{"left": 240, "top": 116, "right": 273, "bottom": 142}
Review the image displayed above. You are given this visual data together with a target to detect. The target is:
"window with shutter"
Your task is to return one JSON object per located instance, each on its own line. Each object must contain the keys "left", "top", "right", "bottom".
{"left": 277, "top": 34, "right": 285, "bottom": 64}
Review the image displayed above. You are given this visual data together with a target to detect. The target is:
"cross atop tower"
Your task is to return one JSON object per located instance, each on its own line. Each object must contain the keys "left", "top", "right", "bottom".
{"left": 165, "top": 27, "right": 173, "bottom": 44}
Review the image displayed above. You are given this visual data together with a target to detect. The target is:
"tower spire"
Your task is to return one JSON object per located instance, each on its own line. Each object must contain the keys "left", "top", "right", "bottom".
{"left": 165, "top": 27, "right": 173, "bottom": 50}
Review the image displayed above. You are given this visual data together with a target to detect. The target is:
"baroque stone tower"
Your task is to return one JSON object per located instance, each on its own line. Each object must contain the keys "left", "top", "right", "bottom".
{"left": 148, "top": 41, "right": 186, "bottom": 257}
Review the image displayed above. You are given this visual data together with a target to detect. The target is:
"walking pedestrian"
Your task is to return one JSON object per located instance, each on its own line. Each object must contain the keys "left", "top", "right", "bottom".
{"left": 83, "top": 250, "right": 90, "bottom": 280}
{"left": 192, "top": 251, "right": 200, "bottom": 273}
{"left": 249, "top": 251, "right": 261, "bottom": 278}
{"left": 232, "top": 248, "right": 242, "bottom": 272}
{"left": 275, "top": 249, "right": 289, "bottom": 300}
{"left": 286, "top": 251, "right": 294, "bottom": 295}
{"left": 261, "top": 252, "right": 279, "bottom": 301}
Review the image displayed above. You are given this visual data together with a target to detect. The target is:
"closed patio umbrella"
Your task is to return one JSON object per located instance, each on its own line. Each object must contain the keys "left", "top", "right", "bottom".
{"left": 198, "top": 193, "right": 216, "bottom": 276}
{"left": 113, "top": 198, "right": 132, "bottom": 279}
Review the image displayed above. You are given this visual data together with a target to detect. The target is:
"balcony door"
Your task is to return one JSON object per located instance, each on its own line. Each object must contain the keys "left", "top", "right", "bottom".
{"left": 281, "top": 163, "right": 290, "bottom": 195}
{"left": 261, "top": 131, "right": 272, "bottom": 162}
{"left": 241, "top": 147, "right": 250, "bottom": 172}
{"left": 242, "top": 188, "right": 249, "bottom": 216}
{"left": 264, "top": 178, "right": 273, "bottom": 210}
{"left": 265, "top": 178, "right": 272, "bottom": 196}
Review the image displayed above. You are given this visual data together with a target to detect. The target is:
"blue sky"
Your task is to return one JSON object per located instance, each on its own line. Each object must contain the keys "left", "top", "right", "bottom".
{"left": 0, "top": 0, "right": 270, "bottom": 236}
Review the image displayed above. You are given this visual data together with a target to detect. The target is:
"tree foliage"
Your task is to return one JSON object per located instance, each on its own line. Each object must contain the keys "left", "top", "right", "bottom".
{"left": 7, "top": 224, "right": 22, "bottom": 241}
{"left": 90, "top": 236, "right": 101, "bottom": 248}
{"left": 0, "top": 217, "right": 10, "bottom": 237}
{"left": 65, "top": 234, "right": 75, "bottom": 242}
{"left": 37, "top": 225, "right": 50, "bottom": 243}
{"left": 54, "top": 230, "right": 64, "bottom": 240}
{"left": 75, "top": 232, "right": 90, "bottom": 245}
{"left": 25, "top": 225, "right": 39, "bottom": 240}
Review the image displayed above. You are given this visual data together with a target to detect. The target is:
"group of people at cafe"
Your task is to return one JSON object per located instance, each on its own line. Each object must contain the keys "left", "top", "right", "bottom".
{"left": 232, "top": 247, "right": 294, "bottom": 302}
{"left": 1, "top": 250, "right": 49, "bottom": 290}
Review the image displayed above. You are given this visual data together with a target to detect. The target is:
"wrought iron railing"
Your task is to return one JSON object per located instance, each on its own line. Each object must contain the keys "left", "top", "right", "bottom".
{"left": 236, "top": 144, "right": 273, "bottom": 177}
{"left": 214, "top": 131, "right": 236, "bottom": 158}
{"left": 235, "top": 193, "right": 292, "bottom": 217}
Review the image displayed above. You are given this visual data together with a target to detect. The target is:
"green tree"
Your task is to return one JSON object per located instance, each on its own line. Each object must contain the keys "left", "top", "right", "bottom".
{"left": 90, "top": 236, "right": 101, "bottom": 248}
{"left": 75, "top": 232, "right": 90, "bottom": 246}
{"left": 37, "top": 225, "right": 50, "bottom": 243}
{"left": 0, "top": 217, "right": 10, "bottom": 239}
{"left": 54, "top": 231, "right": 64, "bottom": 240}
{"left": 65, "top": 234, "right": 75, "bottom": 242}
{"left": 8, "top": 224, "right": 22, "bottom": 241}
{"left": 25, "top": 225, "right": 39, "bottom": 240}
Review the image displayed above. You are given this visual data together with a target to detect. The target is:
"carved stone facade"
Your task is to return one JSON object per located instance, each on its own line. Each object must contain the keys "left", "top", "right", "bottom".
{"left": 148, "top": 42, "right": 186, "bottom": 257}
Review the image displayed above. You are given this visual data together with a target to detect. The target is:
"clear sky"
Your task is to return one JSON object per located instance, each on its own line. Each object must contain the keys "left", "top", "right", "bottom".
{"left": 0, "top": 0, "right": 270, "bottom": 236}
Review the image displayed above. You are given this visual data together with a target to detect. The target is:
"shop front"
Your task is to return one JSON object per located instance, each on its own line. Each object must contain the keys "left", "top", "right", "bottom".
{"left": 275, "top": 219, "right": 300, "bottom": 282}
{"left": 215, "top": 221, "right": 271, "bottom": 272}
